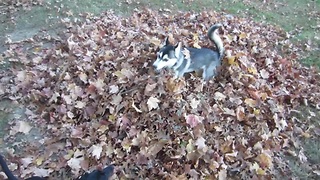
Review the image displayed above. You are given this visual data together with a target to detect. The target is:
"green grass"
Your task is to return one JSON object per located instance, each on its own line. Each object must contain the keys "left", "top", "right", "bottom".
{"left": 239, "top": 0, "right": 320, "bottom": 67}
{"left": 287, "top": 106, "right": 320, "bottom": 179}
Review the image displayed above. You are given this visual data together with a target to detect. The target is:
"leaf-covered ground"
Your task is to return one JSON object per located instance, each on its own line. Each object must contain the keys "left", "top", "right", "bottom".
{"left": 1, "top": 4, "right": 320, "bottom": 180}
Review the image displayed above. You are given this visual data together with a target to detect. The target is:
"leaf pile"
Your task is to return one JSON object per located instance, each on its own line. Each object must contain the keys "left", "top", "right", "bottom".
{"left": 1, "top": 8, "right": 320, "bottom": 179}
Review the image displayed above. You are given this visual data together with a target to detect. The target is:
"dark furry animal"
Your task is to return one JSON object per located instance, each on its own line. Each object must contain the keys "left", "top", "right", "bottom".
{"left": 78, "top": 165, "right": 114, "bottom": 180}
{"left": 1, "top": 154, "right": 114, "bottom": 180}
{"left": 0, "top": 154, "right": 45, "bottom": 180}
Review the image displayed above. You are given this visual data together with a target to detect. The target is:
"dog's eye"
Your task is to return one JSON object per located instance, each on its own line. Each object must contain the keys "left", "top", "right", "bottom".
{"left": 162, "top": 58, "right": 169, "bottom": 62}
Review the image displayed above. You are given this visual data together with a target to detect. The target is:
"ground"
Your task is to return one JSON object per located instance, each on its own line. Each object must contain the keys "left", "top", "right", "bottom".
{"left": 0, "top": 0, "right": 319, "bottom": 179}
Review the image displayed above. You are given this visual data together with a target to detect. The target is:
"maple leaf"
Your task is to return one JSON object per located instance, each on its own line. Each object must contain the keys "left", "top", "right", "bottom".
{"left": 75, "top": 101, "right": 86, "bottom": 109}
{"left": 260, "top": 69, "right": 270, "bottom": 79}
{"left": 67, "top": 111, "right": 75, "bottom": 119}
{"left": 149, "top": 37, "right": 161, "bottom": 46}
{"left": 27, "top": 167, "right": 53, "bottom": 177}
{"left": 79, "top": 72, "right": 88, "bottom": 83}
{"left": 11, "top": 121, "right": 32, "bottom": 135}
{"left": 20, "top": 157, "right": 33, "bottom": 167}
{"left": 166, "top": 78, "right": 186, "bottom": 93}
{"left": 111, "top": 94, "right": 122, "bottom": 105}
{"left": 16, "top": 70, "right": 26, "bottom": 82}
{"left": 144, "top": 83, "right": 157, "bottom": 93}
{"left": 89, "top": 144, "right": 103, "bottom": 159}
{"left": 218, "top": 168, "right": 227, "bottom": 180}
{"left": 147, "top": 96, "right": 160, "bottom": 111}
{"left": 273, "top": 113, "right": 287, "bottom": 131}
{"left": 195, "top": 137, "right": 207, "bottom": 150}
{"left": 236, "top": 106, "right": 245, "bottom": 121}
{"left": 256, "top": 152, "right": 273, "bottom": 169}
{"left": 62, "top": 94, "right": 73, "bottom": 105}
{"left": 189, "top": 98, "right": 200, "bottom": 109}
{"left": 67, "top": 156, "right": 84, "bottom": 174}
{"left": 109, "top": 84, "right": 119, "bottom": 94}
{"left": 214, "top": 92, "right": 227, "bottom": 101}
{"left": 147, "top": 139, "right": 167, "bottom": 157}
{"left": 244, "top": 98, "right": 257, "bottom": 108}
{"left": 91, "top": 78, "right": 105, "bottom": 93}
{"left": 185, "top": 114, "right": 201, "bottom": 128}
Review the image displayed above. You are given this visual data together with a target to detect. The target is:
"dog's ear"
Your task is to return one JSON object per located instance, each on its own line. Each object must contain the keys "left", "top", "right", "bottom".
{"left": 174, "top": 42, "right": 182, "bottom": 57}
{"left": 161, "top": 37, "right": 170, "bottom": 47}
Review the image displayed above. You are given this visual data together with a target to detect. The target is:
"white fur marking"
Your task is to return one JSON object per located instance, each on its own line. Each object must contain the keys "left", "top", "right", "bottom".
{"left": 212, "top": 31, "right": 224, "bottom": 57}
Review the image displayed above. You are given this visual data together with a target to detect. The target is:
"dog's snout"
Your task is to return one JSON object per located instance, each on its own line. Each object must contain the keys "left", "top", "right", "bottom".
{"left": 153, "top": 65, "right": 159, "bottom": 72}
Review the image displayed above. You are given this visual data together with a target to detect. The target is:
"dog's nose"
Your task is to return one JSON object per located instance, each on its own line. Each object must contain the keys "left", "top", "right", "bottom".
{"left": 152, "top": 64, "right": 160, "bottom": 73}
{"left": 152, "top": 63, "right": 158, "bottom": 69}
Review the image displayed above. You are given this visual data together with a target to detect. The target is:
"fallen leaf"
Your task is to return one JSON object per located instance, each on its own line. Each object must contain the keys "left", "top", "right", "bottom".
{"left": 89, "top": 144, "right": 103, "bottom": 159}
{"left": 147, "top": 97, "right": 160, "bottom": 111}
{"left": 185, "top": 114, "right": 201, "bottom": 128}
{"left": 11, "top": 121, "right": 32, "bottom": 134}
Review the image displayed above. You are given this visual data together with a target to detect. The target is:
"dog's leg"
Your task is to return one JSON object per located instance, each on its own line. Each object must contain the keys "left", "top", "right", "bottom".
{"left": 0, "top": 154, "right": 18, "bottom": 180}
{"left": 0, "top": 154, "right": 45, "bottom": 180}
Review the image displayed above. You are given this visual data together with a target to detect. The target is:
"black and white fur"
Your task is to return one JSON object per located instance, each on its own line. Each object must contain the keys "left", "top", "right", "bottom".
{"left": 153, "top": 24, "right": 224, "bottom": 81}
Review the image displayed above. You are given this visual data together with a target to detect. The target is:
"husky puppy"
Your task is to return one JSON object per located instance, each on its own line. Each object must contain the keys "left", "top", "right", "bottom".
{"left": 153, "top": 24, "right": 224, "bottom": 81}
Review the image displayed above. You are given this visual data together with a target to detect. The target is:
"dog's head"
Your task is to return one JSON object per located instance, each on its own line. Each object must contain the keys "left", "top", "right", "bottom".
{"left": 153, "top": 37, "right": 182, "bottom": 71}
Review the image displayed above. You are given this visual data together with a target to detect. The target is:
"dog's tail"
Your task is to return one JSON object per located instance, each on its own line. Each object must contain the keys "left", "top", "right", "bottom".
{"left": 207, "top": 24, "right": 224, "bottom": 60}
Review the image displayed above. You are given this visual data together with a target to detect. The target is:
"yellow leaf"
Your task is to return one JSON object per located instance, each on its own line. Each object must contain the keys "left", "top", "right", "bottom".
{"left": 113, "top": 70, "right": 124, "bottom": 78}
{"left": 260, "top": 93, "right": 268, "bottom": 101}
{"left": 166, "top": 78, "right": 186, "bottom": 93}
{"left": 192, "top": 33, "right": 199, "bottom": 41}
{"left": 235, "top": 52, "right": 246, "bottom": 58}
{"left": 257, "top": 152, "right": 273, "bottom": 168}
{"left": 104, "top": 50, "right": 114, "bottom": 60}
{"left": 35, "top": 157, "right": 44, "bottom": 166}
{"left": 256, "top": 168, "right": 266, "bottom": 175}
{"left": 63, "top": 150, "right": 74, "bottom": 160}
{"left": 33, "top": 47, "right": 41, "bottom": 52}
{"left": 302, "top": 132, "right": 311, "bottom": 138}
{"left": 239, "top": 32, "right": 247, "bottom": 39}
{"left": 245, "top": 98, "right": 257, "bottom": 108}
{"left": 192, "top": 33, "right": 201, "bottom": 49}
{"left": 108, "top": 114, "right": 116, "bottom": 121}
{"left": 122, "top": 139, "right": 132, "bottom": 152}
{"left": 186, "top": 139, "right": 195, "bottom": 153}
{"left": 150, "top": 37, "right": 161, "bottom": 46}
{"left": 227, "top": 55, "right": 238, "bottom": 66}
{"left": 253, "top": 109, "right": 260, "bottom": 115}
{"left": 193, "top": 42, "right": 201, "bottom": 49}
{"left": 247, "top": 66, "right": 257, "bottom": 75}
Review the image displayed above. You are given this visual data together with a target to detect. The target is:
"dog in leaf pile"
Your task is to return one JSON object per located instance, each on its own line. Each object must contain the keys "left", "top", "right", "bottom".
{"left": 153, "top": 24, "right": 224, "bottom": 81}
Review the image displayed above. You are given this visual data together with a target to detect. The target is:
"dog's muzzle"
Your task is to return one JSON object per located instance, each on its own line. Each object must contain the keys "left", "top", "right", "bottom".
{"left": 152, "top": 59, "right": 160, "bottom": 71}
